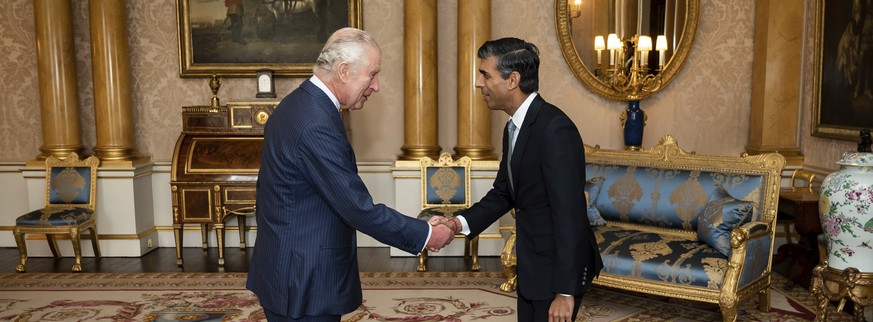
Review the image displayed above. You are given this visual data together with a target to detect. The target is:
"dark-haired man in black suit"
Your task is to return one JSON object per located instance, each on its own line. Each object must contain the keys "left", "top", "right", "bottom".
{"left": 441, "top": 37, "right": 603, "bottom": 322}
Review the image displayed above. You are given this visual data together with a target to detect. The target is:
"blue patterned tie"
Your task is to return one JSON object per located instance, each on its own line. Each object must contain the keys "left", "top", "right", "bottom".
{"left": 507, "top": 120, "right": 517, "bottom": 192}
{"left": 508, "top": 120, "right": 518, "bottom": 159}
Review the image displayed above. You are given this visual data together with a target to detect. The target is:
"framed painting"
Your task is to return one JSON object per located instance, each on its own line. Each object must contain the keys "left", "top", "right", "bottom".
{"left": 177, "top": 0, "right": 362, "bottom": 78}
{"left": 811, "top": 0, "right": 873, "bottom": 141}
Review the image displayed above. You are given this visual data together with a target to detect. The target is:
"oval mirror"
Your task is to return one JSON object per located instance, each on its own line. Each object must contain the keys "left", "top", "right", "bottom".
{"left": 557, "top": 0, "right": 699, "bottom": 101}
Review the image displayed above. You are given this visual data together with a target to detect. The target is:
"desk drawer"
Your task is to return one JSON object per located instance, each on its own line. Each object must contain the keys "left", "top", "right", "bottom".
{"left": 224, "top": 187, "right": 256, "bottom": 204}
{"left": 174, "top": 185, "right": 215, "bottom": 222}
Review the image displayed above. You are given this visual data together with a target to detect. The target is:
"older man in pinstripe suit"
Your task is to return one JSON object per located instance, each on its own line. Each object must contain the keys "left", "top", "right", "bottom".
{"left": 247, "top": 28, "right": 455, "bottom": 322}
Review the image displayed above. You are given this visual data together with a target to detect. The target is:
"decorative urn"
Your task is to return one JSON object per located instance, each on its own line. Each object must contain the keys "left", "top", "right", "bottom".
{"left": 819, "top": 151, "right": 873, "bottom": 271}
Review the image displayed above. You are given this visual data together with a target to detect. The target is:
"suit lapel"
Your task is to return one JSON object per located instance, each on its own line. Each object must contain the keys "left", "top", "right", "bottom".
{"left": 301, "top": 80, "right": 346, "bottom": 136}
{"left": 509, "top": 95, "right": 543, "bottom": 200}
{"left": 301, "top": 80, "right": 356, "bottom": 168}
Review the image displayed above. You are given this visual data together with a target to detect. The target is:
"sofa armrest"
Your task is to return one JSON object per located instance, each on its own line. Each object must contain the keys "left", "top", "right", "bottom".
{"left": 733, "top": 221, "right": 770, "bottom": 240}
{"left": 728, "top": 221, "right": 774, "bottom": 289}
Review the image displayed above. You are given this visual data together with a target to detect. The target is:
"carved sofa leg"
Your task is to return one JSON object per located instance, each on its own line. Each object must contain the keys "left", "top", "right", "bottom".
{"left": 719, "top": 299, "right": 738, "bottom": 322}
{"left": 758, "top": 287, "right": 770, "bottom": 312}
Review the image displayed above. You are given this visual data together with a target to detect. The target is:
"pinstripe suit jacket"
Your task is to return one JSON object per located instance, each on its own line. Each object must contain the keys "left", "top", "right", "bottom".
{"left": 461, "top": 95, "right": 603, "bottom": 301}
{"left": 247, "top": 79, "right": 430, "bottom": 318}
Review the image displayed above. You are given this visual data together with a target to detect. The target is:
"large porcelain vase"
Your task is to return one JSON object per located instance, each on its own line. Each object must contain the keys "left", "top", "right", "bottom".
{"left": 819, "top": 152, "right": 873, "bottom": 272}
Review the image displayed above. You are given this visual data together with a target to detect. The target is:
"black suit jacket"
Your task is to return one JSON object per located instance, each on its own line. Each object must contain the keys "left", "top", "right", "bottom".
{"left": 462, "top": 95, "right": 603, "bottom": 300}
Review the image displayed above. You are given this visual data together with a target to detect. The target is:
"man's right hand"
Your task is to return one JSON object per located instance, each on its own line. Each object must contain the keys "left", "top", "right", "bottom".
{"left": 426, "top": 223, "right": 455, "bottom": 252}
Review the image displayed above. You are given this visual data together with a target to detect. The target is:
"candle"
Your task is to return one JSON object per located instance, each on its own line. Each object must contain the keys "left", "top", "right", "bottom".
{"left": 656, "top": 35, "right": 668, "bottom": 66}
{"left": 594, "top": 36, "right": 605, "bottom": 66}
{"left": 607, "top": 33, "right": 621, "bottom": 67}
{"left": 637, "top": 36, "right": 652, "bottom": 66}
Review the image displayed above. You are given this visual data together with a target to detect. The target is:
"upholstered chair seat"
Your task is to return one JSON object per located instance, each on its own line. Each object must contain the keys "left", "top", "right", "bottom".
{"left": 16, "top": 207, "right": 94, "bottom": 226}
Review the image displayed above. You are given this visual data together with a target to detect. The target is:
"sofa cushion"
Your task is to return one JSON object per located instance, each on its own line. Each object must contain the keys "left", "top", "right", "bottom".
{"left": 587, "top": 204, "right": 606, "bottom": 226}
{"left": 594, "top": 225, "right": 729, "bottom": 289}
{"left": 585, "top": 176, "right": 606, "bottom": 226}
{"left": 586, "top": 164, "right": 765, "bottom": 231}
{"left": 585, "top": 176, "right": 605, "bottom": 202}
{"left": 697, "top": 185, "right": 755, "bottom": 256}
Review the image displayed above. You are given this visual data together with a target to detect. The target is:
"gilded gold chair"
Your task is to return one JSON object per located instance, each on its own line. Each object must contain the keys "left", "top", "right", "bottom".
{"left": 13, "top": 152, "right": 101, "bottom": 272}
{"left": 416, "top": 152, "right": 478, "bottom": 271}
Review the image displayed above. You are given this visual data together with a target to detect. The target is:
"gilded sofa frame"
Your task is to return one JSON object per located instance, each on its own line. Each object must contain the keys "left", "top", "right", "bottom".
{"left": 499, "top": 135, "right": 785, "bottom": 322}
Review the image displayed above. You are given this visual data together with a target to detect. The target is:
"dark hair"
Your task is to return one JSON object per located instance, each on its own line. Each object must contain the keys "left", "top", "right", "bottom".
{"left": 477, "top": 37, "right": 540, "bottom": 94}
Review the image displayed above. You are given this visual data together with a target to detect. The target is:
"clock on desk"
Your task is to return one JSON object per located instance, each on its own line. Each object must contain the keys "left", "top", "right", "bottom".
{"left": 256, "top": 69, "right": 276, "bottom": 98}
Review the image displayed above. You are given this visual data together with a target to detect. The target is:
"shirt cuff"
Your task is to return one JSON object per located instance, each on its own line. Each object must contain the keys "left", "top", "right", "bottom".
{"left": 421, "top": 223, "right": 433, "bottom": 254}
{"left": 456, "top": 215, "right": 471, "bottom": 235}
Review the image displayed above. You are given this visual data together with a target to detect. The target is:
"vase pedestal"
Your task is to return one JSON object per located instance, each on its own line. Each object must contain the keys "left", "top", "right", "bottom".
{"left": 812, "top": 264, "right": 873, "bottom": 321}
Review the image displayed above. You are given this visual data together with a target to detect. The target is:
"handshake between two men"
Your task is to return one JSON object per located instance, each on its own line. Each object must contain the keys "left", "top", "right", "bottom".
{"left": 423, "top": 216, "right": 463, "bottom": 252}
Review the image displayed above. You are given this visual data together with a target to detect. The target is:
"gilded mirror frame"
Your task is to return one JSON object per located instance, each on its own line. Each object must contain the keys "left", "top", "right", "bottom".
{"left": 556, "top": 0, "right": 699, "bottom": 101}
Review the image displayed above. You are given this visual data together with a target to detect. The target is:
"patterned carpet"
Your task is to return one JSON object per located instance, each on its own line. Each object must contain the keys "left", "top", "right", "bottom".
{"left": 0, "top": 271, "right": 852, "bottom": 321}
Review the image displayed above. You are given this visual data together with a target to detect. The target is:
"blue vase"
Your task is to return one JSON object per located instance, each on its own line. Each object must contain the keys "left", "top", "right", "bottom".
{"left": 623, "top": 100, "right": 645, "bottom": 150}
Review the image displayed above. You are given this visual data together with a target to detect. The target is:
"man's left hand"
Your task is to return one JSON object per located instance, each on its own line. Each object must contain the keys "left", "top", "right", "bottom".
{"left": 548, "top": 294, "right": 574, "bottom": 322}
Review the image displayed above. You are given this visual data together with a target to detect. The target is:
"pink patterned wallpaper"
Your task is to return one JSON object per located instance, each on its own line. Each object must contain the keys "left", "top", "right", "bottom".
{"left": 0, "top": 0, "right": 853, "bottom": 170}
{"left": 0, "top": 1, "right": 40, "bottom": 161}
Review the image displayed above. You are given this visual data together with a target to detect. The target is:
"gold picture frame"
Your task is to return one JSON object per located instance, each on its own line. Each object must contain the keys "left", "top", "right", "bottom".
{"left": 811, "top": 0, "right": 873, "bottom": 141}
{"left": 177, "top": 0, "right": 362, "bottom": 78}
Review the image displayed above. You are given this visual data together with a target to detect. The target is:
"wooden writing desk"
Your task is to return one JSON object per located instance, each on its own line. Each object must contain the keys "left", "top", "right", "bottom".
{"left": 170, "top": 101, "right": 277, "bottom": 267}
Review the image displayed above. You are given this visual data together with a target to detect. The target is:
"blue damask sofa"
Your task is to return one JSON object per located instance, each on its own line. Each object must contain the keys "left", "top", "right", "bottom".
{"left": 499, "top": 135, "right": 785, "bottom": 322}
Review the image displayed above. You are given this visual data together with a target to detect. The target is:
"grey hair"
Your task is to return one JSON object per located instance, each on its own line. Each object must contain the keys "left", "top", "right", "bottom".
{"left": 313, "top": 27, "right": 380, "bottom": 78}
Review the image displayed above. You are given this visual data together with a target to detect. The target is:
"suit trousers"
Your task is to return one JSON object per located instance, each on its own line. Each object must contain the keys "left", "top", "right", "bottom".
{"left": 264, "top": 308, "right": 340, "bottom": 322}
{"left": 517, "top": 293, "right": 583, "bottom": 322}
